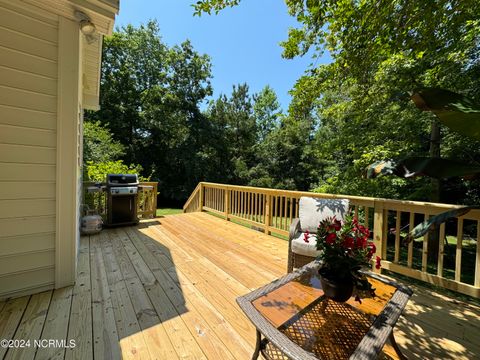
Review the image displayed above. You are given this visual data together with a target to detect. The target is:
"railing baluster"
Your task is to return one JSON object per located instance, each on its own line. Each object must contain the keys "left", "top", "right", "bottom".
{"left": 295, "top": 198, "right": 299, "bottom": 219}
{"left": 259, "top": 193, "right": 262, "bottom": 222}
{"left": 408, "top": 212, "right": 414, "bottom": 268}
{"left": 182, "top": 182, "right": 480, "bottom": 298}
{"left": 289, "top": 197, "right": 293, "bottom": 227}
{"left": 476, "top": 221, "right": 480, "bottom": 287}
{"left": 437, "top": 223, "right": 446, "bottom": 277}
{"left": 279, "top": 196, "right": 283, "bottom": 230}
{"left": 260, "top": 193, "right": 263, "bottom": 223}
{"left": 422, "top": 213, "right": 429, "bottom": 272}
{"left": 394, "top": 210, "right": 401, "bottom": 263}
{"left": 252, "top": 192, "right": 255, "bottom": 222}
{"left": 257, "top": 193, "right": 261, "bottom": 222}
{"left": 241, "top": 191, "right": 245, "bottom": 218}
{"left": 235, "top": 190, "right": 238, "bottom": 216}
{"left": 242, "top": 191, "right": 245, "bottom": 218}
{"left": 275, "top": 195, "right": 279, "bottom": 229}
{"left": 455, "top": 218, "right": 463, "bottom": 282}
{"left": 205, "top": 187, "right": 208, "bottom": 208}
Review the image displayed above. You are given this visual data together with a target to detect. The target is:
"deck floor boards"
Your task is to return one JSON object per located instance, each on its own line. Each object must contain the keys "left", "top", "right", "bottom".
{"left": 0, "top": 212, "right": 479, "bottom": 359}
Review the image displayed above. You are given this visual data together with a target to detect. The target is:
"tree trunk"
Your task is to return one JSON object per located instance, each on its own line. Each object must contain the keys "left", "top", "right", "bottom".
{"left": 428, "top": 119, "right": 441, "bottom": 262}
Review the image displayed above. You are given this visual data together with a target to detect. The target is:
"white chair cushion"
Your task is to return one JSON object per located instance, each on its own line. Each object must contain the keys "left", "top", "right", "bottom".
{"left": 298, "top": 197, "right": 350, "bottom": 233}
{"left": 291, "top": 231, "right": 322, "bottom": 257}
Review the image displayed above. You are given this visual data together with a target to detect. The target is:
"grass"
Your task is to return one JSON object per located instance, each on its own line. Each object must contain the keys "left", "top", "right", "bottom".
{"left": 385, "top": 233, "right": 477, "bottom": 285}
{"left": 156, "top": 208, "right": 183, "bottom": 217}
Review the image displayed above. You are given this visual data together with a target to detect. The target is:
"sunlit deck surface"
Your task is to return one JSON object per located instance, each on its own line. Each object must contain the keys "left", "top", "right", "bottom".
{"left": 1, "top": 212, "right": 479, "bottom": 360}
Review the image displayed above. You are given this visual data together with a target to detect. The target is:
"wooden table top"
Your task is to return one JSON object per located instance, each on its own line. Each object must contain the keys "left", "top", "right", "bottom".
{"left": 238, "top": 262, "right": 411, "bottom": 360}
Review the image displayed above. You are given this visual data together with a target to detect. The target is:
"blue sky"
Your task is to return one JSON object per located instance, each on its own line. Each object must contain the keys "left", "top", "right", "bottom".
{"left": 115, "top": 0, "right": 331, "bottom": 110}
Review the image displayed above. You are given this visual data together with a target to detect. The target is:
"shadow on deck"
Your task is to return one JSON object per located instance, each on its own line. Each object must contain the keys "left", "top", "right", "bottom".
{"left": 0, "top": 212, "right": 479, "bottom": 359}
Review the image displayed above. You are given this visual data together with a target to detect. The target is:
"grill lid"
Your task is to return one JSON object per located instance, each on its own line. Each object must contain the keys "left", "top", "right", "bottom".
{"left": 106, "top": 174, "right": 139, "bottom": 187}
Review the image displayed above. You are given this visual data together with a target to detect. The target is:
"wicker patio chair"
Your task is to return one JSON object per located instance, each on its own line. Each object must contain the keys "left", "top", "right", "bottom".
{"left": 287, "top": 196, "right": 350, "bottom": 273}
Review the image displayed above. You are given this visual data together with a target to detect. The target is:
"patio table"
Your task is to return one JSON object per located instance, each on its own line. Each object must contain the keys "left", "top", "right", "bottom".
{"left": 237, "top": 261, "right": 413, "bottom": 360}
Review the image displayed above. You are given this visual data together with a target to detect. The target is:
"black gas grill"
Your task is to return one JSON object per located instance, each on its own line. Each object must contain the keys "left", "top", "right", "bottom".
{"left": 105, "top": 174, "right": 139, "bottom": 226}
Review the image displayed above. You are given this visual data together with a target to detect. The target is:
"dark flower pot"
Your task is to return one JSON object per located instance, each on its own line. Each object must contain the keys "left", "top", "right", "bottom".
{"left": 319, "top": 274, "right": 354, "bottom": 302}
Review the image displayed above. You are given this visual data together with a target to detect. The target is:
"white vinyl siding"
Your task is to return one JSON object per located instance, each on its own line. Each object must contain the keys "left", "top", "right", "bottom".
{"left": 0, "top": 2, "right": 58, "bottom": 299}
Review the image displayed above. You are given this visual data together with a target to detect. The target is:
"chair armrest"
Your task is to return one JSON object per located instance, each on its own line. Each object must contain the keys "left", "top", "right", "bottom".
{"left": 289, "top": 218, "right": 301, "bottom": 240}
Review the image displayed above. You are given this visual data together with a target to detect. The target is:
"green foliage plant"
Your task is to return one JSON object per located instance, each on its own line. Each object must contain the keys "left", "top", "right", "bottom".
{"left": 367, "top": 89, "right": 480, "bottom": 240}
{"left": 83, "top": 121, "right": 124, "bottom": 163}
{"left": 86, "top": 160, "right": 147, "bottom": 182}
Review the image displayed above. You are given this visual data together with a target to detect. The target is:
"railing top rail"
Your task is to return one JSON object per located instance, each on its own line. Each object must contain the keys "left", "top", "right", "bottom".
{"left": 199, "top": 182, "right": 470, "bottom": 211}
{"left": 139, "top": 181, "right": 158, "bottom": 186}
{"left": 82, "top": 181, "right": 158, "bottom": 185}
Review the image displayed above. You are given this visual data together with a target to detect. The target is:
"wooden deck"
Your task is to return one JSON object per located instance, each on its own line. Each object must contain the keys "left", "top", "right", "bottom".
{"left": 0, "top": 212, "right": 479, "bottom": 360}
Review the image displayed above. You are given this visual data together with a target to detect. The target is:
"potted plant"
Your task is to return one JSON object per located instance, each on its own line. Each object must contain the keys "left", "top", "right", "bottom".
{"left": 316, "top": 214, "right": 380, "bottom": 302}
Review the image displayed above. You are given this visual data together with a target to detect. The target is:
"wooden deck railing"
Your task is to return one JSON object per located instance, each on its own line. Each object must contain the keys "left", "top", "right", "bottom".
{"left": 83, "top": 181, "right": 158, "bottom": 219}
{"left": 183, "top": 182, "right": 202, "bottom": 213}
{"left": 183, "top": 182, "right": 480, "bottom": 298}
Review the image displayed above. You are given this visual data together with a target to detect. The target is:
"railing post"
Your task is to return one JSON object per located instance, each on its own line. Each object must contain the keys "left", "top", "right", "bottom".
{"left": 224, "top": 187, "right": 230, "bottom": 220}
{"left": 153, "top": 183, "right": 158, "bottom": 217}
{"left": 373, "top": 200, "right": 385, "bottom": 273}
{"left": 199, "top": 183, "right": 204, "bottom": 212}
{"left": 264, "top": 194, "right": 271, "bottom": 235}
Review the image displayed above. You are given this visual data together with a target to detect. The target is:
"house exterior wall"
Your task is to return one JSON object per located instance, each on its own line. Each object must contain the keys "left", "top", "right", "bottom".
{"left": 0, "top": 1, "right": 83, "bottom": 299}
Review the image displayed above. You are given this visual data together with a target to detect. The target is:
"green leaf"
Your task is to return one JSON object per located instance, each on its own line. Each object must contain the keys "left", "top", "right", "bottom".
{"left": 405, "top": 206, "right": 477, "bottom": 242}
{"left": 366, "top": 157, "right": 480, "bottom": 179}
{"left": 411, "top": 88, "right": 480, "bottom": 140}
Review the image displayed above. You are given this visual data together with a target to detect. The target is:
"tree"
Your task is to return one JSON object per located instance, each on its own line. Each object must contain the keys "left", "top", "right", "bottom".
{"left": 192, "top": 1, "right": 480, "bottom": 201}
{"left": 367, "top": 89, "right": 480, "bottom": 255}
{"left": 206, "top": 83, "right": 257, "bottom": 184}
{"left": 282, "top": 0, "right": 480, "bottom": 199}
{"left": 253, "top": 85, "right": 282, "bottom": 141}
{"left": 83, "top": 121, "right": 124, "bottom": 163}
{"left": 86, "top": 21, "right": 213, "bottom": 201}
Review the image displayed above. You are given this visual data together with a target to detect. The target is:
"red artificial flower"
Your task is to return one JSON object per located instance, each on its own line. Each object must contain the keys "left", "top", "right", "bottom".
{"left": 368, "top": 242, "right": 376, "bottom": 255}
{"left": 303, "top": 230, "right": 310, "bottom": 243}
{"left": 356, "top": 236, "right": 367, "bottom": 249}
{"left": 343, "top": 236, "right": 354, "bottom": 249}
{"left": 333, "top": 219, "right": 342, "bottom": 231}
{"left": 326, "top": 233, "right": 336, "bottom": 245}
{"left": 375, "top": 256, "right": 382, "bottom": 269}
